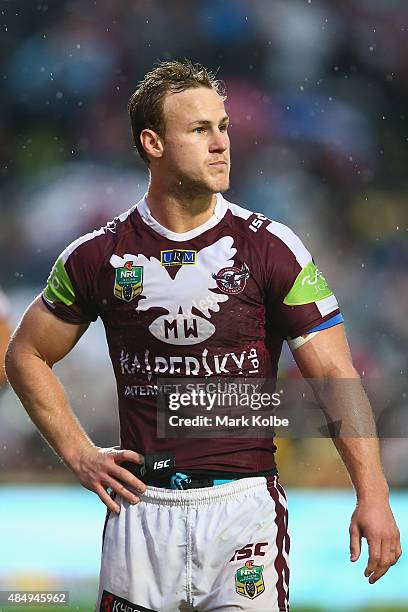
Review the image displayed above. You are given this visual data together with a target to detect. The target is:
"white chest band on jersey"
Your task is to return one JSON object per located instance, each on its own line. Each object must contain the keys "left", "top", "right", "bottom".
{"left": 287, "top": 331, "right": 318, "bottom": 351}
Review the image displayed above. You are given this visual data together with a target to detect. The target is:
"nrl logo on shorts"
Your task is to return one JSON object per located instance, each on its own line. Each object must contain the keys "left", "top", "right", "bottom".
{"left": 114, "top": 261, "right": 143, "bottom": 302}
{"left": 235, "top": 560, "right": 265, "bottom": 600}
{"left": 212, "top": 263, "right": 250, "bottom": 295}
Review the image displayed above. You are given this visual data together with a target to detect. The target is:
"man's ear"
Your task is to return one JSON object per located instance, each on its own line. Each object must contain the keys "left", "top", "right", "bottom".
{"left": 140, "top": 129, "right": 164, "bottom": 160}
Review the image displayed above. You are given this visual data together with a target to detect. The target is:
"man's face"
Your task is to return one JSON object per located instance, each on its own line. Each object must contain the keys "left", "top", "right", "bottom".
{"left": 159, "top": 86, "right": 230, "bottom": 195}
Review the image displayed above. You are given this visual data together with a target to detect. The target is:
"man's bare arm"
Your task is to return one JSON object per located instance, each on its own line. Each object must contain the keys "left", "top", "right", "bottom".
{"left": 292, "top": 324, "right": 401, "bottom": 583}
{"left": 5, "top": 296, "right": 146, "bottom": 513}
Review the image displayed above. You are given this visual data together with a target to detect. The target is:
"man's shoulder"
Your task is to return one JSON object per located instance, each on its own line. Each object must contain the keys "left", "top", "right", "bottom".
{"left": 42, "top": 204, "right": 141, "bottom": 319}
{"left": 62, "top": 203, "right": 139, "bottom": 266}
{"left": 223, "top": 196, "right": 304, "bottom": 252}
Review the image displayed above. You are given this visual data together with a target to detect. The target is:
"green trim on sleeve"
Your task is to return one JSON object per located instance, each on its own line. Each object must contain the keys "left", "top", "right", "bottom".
{"left": 43, "top": 257, "right": 76, "bottom": 306}
{"left": 283, "top": 261, "right": 333, "bottom": 306}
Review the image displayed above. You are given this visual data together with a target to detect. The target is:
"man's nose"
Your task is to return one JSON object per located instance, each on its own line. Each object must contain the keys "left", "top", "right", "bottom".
{"left": 209, "top": 130, "right": 228, "bottom": 153}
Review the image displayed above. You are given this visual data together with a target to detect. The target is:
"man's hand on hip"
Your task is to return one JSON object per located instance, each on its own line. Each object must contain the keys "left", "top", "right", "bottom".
{"left": 71, "top": 446, "right": 146, "bottom": 514}
{"left": 349, "top": 499, "right": 402, "bottom": 583}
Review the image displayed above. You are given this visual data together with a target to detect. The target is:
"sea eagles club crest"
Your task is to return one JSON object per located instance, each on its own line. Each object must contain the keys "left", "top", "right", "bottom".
{"left": 114, "top": 261, "right": 143, "bottom": 302}
{"left": 212, "top": 263, "right": 250, "bottom": 295}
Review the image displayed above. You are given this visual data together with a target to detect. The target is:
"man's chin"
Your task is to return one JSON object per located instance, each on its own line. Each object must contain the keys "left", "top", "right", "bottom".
{"left": 209, "top": 177, "right": 230, "bottom": 194}
{"left": 172, "top": 174, "right": 229, "bottom": 197}
{"left": 218, "top": 180, "right": 230, "bottom": 193}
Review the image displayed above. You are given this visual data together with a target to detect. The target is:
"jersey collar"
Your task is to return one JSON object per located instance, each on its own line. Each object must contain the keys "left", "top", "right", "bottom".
{"left": 136, "top": 193, "right": 228, "bottom": 242}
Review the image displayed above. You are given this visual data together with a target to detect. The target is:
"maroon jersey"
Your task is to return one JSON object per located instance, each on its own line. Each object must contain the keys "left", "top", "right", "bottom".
{"left": 42, "top": 194, "right": 340, "bottom": 472}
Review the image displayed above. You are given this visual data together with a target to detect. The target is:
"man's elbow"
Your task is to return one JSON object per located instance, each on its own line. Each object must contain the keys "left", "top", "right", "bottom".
{"left": 322, "top": 361, "right": 360, "bottom": 380}
{"left": 0, "top": 364, "right": 7, "bottom": 387}
{"left": 4, "top": 338, "right": 19, "bottom": 384}
{"left": 4, "top": 337, "right": 34, "bottom": 385}
{"left": 0, "top": 322, "right": 11, "bottom": 387}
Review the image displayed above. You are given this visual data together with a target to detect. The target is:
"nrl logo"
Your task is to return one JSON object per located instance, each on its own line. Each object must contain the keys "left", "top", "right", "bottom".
{"left": 114, "top": 260, "right": 143, "bottom": 302}
{"left": 212, "top": 263, "right": 250, "bottom": 295}
{"left": 235, "top": 560, "right": 265, "bottom": 600}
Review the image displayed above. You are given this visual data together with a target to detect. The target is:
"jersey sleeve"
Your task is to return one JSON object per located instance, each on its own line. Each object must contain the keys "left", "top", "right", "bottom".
{"left": 41, "top": 231, "right": 102, "bottom": 324}
{"left": 263, "top": 221, "right": 342, "bottom": 339}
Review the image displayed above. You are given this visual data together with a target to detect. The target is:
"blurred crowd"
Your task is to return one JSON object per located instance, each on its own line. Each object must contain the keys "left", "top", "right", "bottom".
{"left": 0, "top": 0, "right": 407, "bottom": 486}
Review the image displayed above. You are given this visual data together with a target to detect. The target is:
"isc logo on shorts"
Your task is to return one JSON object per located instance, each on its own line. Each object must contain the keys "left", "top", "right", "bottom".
{"left": 229, "top": 542, "right": 268, "bottom": 562}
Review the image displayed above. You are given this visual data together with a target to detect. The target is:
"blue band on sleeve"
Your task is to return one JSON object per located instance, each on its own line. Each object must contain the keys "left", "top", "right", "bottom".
{"left": 306, "top": 313, "right": 344, "bottom": 334}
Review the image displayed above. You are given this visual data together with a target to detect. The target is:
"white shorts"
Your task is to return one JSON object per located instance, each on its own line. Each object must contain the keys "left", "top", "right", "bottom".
{"left": 96, "top": 476, "right": 290, "bottom": 611}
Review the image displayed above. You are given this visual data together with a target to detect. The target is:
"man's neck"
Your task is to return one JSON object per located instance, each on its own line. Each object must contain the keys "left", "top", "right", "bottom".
{"left": 146, "top": 185, "right": 217, "bottom": 234}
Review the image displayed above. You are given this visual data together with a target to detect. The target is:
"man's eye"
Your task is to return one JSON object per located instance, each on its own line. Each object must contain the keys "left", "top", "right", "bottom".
{"left": 219, "top": 125, "right": 228, "bottom": 132}
{"left": 194, "top": 127, "right": 205, "bottom": 134}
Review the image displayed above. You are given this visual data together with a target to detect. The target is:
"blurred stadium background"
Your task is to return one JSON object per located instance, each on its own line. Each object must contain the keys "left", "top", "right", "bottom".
{"left": 0, "top": 0, "right": 407, "bottom": 610}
